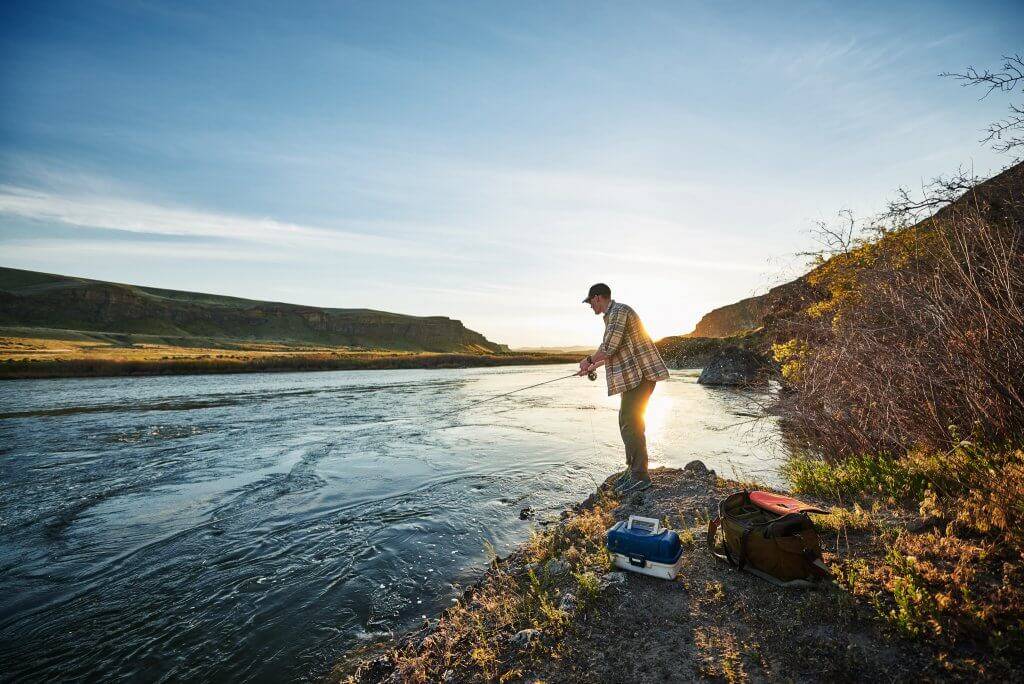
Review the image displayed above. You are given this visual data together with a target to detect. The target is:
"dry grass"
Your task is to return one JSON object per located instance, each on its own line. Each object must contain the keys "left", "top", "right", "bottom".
{"left": 771, "top": 167, "right": 1024, "bottom": 676}
{"left": 772, "top": 171, "right": 1024, "bottom": 457}
{"left": 339, "top": 494, "right": 617, "bottom": 683}
{"left": 789, "top": 442, "right": 1024, "bottom": 675}
{"left": 0, "top": 336, "right": 578, "bottom": 379}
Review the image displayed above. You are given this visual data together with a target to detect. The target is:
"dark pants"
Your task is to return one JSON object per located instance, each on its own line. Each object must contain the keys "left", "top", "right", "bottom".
{"left": 619, "top": 380, "right": 656, "bottom": 477}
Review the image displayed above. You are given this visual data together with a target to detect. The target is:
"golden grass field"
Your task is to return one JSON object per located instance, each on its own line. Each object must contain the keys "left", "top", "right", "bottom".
{"left": 0, "top": 336, "right": 579, "bottom": 379}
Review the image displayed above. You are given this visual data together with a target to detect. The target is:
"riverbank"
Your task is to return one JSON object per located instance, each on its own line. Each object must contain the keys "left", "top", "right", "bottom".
{"left": 337, "top": 464, "right": 1019, "bottom": 682}
{"left": 0, "top": 335, "right": 579, "bottom": 379}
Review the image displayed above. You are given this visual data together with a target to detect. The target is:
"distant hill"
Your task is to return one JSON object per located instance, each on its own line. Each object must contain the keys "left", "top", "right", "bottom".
{"left": 0, "top": 267, "right": 507, "bottom": 353}
{"left": 511, "top": 345, "right": 594, "bottom": 354}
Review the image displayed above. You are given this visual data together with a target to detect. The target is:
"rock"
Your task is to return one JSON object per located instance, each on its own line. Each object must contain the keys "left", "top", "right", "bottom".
{"left": 684, "top": 460, "right": 710, "bottom": 477}
{"left": 600, "top": 571, "right": 627, "bottom": 590}
{"left": 558, "top": 592, "right": 578, "bottom": 615}
{"left": 697, "top": 346, "right": 767, "bottom": 386}
{"left": 519, "top": 506, "right": 535, "bottom": 520}
{"left": 510, "top": 628, "right": 541, "bottom": 650}
{"left": 543, "top": 559, "right": 568, "bottom": 576}
{"left": 357, "top": 655, "right": 395, "bottom": 680}
{"left": 442, "top": 669, "right": 456, "bottom": 683}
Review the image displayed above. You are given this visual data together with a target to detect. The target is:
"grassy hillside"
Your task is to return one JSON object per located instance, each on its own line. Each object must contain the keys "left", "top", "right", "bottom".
{"left": 769, "top": 161, "right": 1024, "bottom": 674}
{"left": 0, "top": 267, "right": 507, "bottom": 353}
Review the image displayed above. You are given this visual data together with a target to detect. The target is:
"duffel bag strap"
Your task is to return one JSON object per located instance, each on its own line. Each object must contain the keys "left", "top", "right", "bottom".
{"left": 707, "top": 517, "right": 735, "bottom": 566}
{"left": 737, "top": 528, "right": 753, "bottom": 569}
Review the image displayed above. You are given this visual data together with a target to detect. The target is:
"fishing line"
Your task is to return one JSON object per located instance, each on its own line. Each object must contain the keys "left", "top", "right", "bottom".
{"left": 436, "top": 370, "right": 596, "bottom": 419}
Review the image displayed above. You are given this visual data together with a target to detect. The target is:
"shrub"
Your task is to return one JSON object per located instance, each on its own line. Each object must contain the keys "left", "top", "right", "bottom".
{"left": 774, "top": 165, "right": 1024, "bottom": 457}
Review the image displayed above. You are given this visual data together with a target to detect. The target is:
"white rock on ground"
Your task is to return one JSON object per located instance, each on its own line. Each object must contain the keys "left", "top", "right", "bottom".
{"left": 510, "top": 628, "right": 542, "bottom": 650}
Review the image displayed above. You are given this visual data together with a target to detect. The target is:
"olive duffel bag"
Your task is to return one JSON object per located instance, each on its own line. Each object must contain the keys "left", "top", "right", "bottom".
{"left": 707, "top": 490, "right": 832, "bottom": 587}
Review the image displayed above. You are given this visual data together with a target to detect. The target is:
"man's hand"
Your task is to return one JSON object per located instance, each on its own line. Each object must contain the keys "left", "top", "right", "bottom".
{"left": 576, "top": 361, "right": 596, "bottom": 377}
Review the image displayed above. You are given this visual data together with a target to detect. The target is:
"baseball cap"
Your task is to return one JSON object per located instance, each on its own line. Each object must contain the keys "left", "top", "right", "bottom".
{"left": 582, "top": 282, "right": 611, "bottom": 303}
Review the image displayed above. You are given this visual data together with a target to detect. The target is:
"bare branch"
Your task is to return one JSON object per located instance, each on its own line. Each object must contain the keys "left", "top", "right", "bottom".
{"left": 883, "top": 167, "right": 981, "bottom": 226}
{"left": 940, "top": 54, "right": 1024, "bottom": 97}
{"left": 942, "top": 55, "right": 1024, "bottom": 156}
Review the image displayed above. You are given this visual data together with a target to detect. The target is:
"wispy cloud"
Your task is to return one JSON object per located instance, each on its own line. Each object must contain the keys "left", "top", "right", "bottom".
{"left": 571, "top": 247, "right": 768, "bottom": 273}
{"left": 2, "top": 238, "right": 290, "bottom": 262}
{"left": 0, "top": 185, "right": 445, "bottom": 259}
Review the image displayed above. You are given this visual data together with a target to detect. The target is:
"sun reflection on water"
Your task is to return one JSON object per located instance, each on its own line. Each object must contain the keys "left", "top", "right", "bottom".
{"left": 644, "top": 393, "right": 673, "bottom": 448}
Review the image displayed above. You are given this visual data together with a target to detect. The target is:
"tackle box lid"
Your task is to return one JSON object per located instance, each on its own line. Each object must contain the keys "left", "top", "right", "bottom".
{"left": 606, "top": 516, "right": 682, "bottom": 565}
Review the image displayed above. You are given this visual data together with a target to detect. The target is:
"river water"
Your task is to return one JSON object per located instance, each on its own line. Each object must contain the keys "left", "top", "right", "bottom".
{"left": 0, "top": 366, "right": 787, "bottom": 682}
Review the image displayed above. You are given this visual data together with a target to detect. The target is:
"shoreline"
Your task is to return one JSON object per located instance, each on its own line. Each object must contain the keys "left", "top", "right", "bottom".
{"left": 334, "top": 465, "right": 1001, "bottom": 683}
{"left": 0, "top": 351, "right": 580, "bottom": 380}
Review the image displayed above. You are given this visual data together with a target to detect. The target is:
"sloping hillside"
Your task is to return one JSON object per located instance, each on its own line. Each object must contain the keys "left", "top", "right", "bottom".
{"left": 684, "top": 279, "right": 817, "bottom": 339}
{"left": 0, "top": 267, "right": 507, "bottom": 353}
{"left": 685, "top": 161, "right": 1024, "bottom": 339}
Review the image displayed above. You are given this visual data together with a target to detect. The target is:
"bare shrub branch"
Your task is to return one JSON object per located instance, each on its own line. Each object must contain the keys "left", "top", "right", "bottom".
{"left": 774, "top": 166, "right": 1024, "bottom": 458}
{"left": 942, "top": 54, "right": 1024, "bottom": 157}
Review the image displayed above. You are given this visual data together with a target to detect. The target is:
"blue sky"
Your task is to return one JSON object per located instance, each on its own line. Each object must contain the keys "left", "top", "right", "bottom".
{"left": 1, "top": 1, "right": 1020, "bottom": 346}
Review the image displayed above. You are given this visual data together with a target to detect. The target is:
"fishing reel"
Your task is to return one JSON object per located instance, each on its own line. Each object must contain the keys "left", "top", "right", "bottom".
{"left": 587, "top": 370, "right": 597, "bottom": 381}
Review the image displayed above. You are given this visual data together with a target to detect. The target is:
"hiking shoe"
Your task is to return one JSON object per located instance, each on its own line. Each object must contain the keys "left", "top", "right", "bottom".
{"left": 622, "top": 475, "right": 652, "bottom": 493}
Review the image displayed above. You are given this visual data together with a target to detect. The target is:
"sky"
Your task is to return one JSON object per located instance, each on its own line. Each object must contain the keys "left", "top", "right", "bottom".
{"left": 1, "top": 1, "right": 1020, "bottom": 347}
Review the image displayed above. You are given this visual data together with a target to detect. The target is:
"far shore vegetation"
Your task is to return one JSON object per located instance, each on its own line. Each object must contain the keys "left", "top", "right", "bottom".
{"left": 0, "top": 335, "right": 579, "bottom": 380}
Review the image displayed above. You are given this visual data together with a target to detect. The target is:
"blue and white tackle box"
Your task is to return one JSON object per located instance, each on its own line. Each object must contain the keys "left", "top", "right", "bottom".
{"left": 606, "top": 515, "right": 684, "bottom": 580}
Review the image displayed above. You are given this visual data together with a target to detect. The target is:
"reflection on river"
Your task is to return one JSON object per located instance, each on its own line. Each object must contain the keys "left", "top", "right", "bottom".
{"left": 0, "top": 366, "right": 787, "bottom": 681}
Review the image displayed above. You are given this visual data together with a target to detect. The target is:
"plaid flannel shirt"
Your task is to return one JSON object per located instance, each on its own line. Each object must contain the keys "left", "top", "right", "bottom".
{"left": 599, "top": 301, "right": 670, "bottom": 396}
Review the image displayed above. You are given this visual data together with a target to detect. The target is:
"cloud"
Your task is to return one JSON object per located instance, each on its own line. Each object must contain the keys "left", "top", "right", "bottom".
{"left": 570, "top": 247, "right": 768, "bottom": 273}
{"left": 1, "top": 238, "right": 289, "bottom": 262}
{"left": 0, "top": 185, "right": 444, "bottom": 258}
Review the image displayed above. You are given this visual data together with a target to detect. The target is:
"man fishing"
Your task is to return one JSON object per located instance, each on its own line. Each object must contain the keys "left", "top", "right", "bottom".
{"left": 577, "top": 283, "right": 669, "bottom": 493}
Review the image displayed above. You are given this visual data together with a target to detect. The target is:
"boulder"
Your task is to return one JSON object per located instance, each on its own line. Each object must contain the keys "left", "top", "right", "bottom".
{"left": 684, "top": 460, "right": 709, "bottom": 477}
{"left": 697, "top": 346, "right": 767, "bottom": 386}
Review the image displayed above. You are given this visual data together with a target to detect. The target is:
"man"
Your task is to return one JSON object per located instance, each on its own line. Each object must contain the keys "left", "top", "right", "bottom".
{"left": 577, "top": 283, "right": 670, "bottom": 493}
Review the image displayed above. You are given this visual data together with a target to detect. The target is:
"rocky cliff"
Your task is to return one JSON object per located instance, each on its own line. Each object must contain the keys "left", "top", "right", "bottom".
{"left": 684, "top": 277, "right": 819, "bottom": 339}
{"left": 0, "top": 267, "right": 507, "bottom": 353}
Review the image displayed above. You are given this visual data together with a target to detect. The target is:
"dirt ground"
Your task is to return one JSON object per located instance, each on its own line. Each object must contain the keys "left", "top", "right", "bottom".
{"left": 528, "top": 467, "right": 930, "bottom": 683}
{"left": 343, "top": 466, "right": 952, "bottom": 683}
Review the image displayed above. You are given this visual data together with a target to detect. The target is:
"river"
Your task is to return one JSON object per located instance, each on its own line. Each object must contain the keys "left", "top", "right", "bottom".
{"left": 0, "top": 366, "right": 787, "bottom": 681}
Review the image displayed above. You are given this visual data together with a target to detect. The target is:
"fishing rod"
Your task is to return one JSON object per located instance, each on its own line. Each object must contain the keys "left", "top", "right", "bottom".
{"left": 437, "top": 368, "right": 598, "bottom": 419}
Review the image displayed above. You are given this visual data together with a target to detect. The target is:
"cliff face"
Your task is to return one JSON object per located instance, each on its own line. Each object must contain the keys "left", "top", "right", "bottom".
{"left": 686, "top": 294, "right": 766, "bottom": 338}
{"left": 0, "top": 268, "right": 506, "bottom": 353}
{"left": 685, "top": 278, "right": 819, "bottom": 339}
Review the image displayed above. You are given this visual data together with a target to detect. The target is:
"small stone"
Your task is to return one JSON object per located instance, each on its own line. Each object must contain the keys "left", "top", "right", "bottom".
{"left": 558, "top": 592, "right": 578, "bottom": 614}
{"left": 544, "top": 558, "right": 568, "bottom": 576}
{"left": 600, "top": 571, "right": 627, "bottom": 589}
{"left": 358, "top": 655, "right": 395, "bottom": 680}
{"left": 510, "top": 628, "right": 541, "bottom": 650}
{"left": 442, "top": 669, "right": 456, "bottom": 683}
